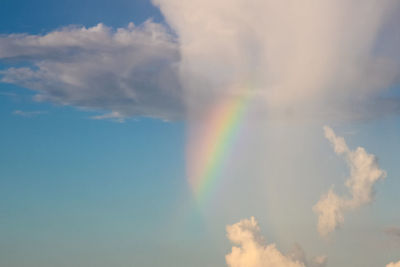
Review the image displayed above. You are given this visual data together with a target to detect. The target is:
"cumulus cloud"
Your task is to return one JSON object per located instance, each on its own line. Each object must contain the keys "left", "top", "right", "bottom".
{"left": 387, "top": 261, "right": 400, "bottom": 267}
{"left": 0, "top": 20, "right": 182, "bottom": 120}
{"left": 313, "top": 126, "right": 386, "bottom": 237}
{"left": 226, "top": 217, "right": 327, "bottom": 267}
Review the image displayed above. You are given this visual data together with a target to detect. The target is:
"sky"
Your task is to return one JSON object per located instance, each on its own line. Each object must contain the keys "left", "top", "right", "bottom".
{"left": 0, "top": 1, "right": 400, "bottom": 267}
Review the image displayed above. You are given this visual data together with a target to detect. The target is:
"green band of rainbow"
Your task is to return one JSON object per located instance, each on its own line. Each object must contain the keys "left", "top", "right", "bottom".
{"left": 188, "top": 87, "right": 252, "bottom": 204}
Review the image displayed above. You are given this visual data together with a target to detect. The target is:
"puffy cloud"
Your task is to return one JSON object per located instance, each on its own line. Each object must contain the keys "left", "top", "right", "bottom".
{"left": 312, "top": 188, "right": 345, "bottom": 239}
{"left": 0, "top": 21, "right": 183, "bottom": 120}
{"left": 313, "top": 126, "right": 386, "bottom": 237}
{"left": 226, "top": 217, "right": 326, "bottom": 267}
{"left": 387, "top": 261, "right": 400, "bottom": 267}
{"left": 154, "top": 0, "right": 400, "bottom": 120}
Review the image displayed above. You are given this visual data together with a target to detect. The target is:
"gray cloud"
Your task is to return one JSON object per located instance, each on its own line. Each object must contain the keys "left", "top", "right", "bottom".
{"left": 385, "top": 226, "right": 400, "bottom": 241}
{"left": 0, "top": 20, "right": 183, "bottom": 121}
{"left": 287, "top": 244, "right": 327, "bottom": 267}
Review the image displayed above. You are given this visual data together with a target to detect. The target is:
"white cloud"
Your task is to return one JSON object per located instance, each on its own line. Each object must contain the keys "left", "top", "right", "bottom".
{"left": 154, "top": 0, "right": 400, "bottom": 120}
{"left": 226, "top": 217, "right": 327, "bottom": 267}
{"left": 313, "top": 126, "right": 386, "bottom": 237}
{"left": 387, "top": 261, "right": 400, "bottom": 267}
{"left": 0, "top": 21, "right": 183, "bottom": 120}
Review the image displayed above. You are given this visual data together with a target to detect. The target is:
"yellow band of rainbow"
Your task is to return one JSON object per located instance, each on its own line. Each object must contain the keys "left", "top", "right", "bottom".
{"left": 188, "top": 85, "right": 253, "bottom": 204}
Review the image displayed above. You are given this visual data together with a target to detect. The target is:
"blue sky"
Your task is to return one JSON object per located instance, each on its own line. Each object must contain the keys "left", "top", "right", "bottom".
{"left": 0, "top": 1, "right": 204, "bottom": 266}
{"left": 1, "top": 1, "right": 400, "bottom": 267}
{"left": 0, "top": 0, "right": 163, "bottom": 33}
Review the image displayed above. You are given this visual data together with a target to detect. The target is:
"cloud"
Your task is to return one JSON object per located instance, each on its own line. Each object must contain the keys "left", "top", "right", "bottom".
{"left": 89, "top": 111, "right": 126, "bottom": 123}
{"left": 154, "top": 0, "right": 400, "bottom": 120}
{"left": 226, "top": 217, "right": 327, "bottom": 267}
{"left": 384, "top": 226, "right": 400, "bottom": 242}
{"left": 0, "top": 21, "right": 183, "bottom": 120}
{"left": 13, "top": 110, "right": 46, "bottom": 117}
{"left": 313, "top": 126, "right": 386, "bottom": 237}
{"left": 1, "top": 1, "right": 400, "bottom": 121}
{"left": 0, "top": 91, "right": 17, "bottom": 97}
{"left": 286, "top": 244, "right": 327, "bottom": 267}
{"left": 387, "top": 261, "right": 400, "bottom": 267}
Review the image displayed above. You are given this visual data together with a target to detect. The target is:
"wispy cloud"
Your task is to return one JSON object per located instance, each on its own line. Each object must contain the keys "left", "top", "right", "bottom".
{"left": 0, "top": 91, "right": 17, "bottom": 97}
{"left": 13, "top": 109, "right": 47, "bottom": 117}
{"left": 89, "top": 111, "right": 125, "bottom": 123}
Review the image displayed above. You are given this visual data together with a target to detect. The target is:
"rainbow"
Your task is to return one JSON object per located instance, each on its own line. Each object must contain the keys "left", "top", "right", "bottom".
{"left": 187, "top": 86, "right": 253, "bottom": 204}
